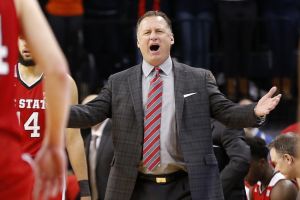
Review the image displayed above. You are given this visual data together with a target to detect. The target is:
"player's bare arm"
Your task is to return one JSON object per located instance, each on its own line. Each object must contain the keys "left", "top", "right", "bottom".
{"left": 66, "top": 75, "right": 91, "bottom": 199}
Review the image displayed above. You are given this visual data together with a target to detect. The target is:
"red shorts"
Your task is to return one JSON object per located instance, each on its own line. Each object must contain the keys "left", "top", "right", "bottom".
{"left": 0, "top": 133, "right": 34, "bottom": 200}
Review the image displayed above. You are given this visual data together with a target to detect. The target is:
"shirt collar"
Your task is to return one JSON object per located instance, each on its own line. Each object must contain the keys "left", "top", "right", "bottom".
{"left": 142, "top": 56, "right": 172, "bottom": 78}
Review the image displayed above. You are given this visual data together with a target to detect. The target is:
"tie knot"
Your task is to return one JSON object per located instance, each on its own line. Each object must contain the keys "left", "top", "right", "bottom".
{"left": 153, "top": 67, "right": 161, "bottom": 77}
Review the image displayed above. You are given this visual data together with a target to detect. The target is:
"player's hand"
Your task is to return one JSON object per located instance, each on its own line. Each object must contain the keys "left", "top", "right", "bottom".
{"left": 33, "top": 142, "right": 66, "bottom": 200}
{"left": 254, "top": 87, "right": 281, "bottom": 117}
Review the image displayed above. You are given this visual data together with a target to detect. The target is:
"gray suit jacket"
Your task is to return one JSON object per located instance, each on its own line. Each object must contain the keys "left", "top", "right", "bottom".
{"left": 69, "top": 60, "right": 259, "bottom": 200}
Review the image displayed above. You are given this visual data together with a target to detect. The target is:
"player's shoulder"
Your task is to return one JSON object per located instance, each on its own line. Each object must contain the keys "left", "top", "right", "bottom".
{"left": 273, "top": 178, "right": 297, "bottom": 190}
{"left": 271, "top": 177, "right": 298, "bottom": 200}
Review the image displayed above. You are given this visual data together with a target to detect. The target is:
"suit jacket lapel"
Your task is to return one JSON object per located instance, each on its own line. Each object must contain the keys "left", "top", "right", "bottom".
{"left": 173, "top": 60, "right": 187, "bottom": 134}
{"left": 127, "top": 65, "right": 144, "bottom": 135}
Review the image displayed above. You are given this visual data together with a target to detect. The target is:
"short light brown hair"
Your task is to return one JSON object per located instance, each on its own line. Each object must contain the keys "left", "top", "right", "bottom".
{"left": 136, "top": 10, "right": 173, "bottom": 34}
{"left": 268, "top": 133, "right": 300, "bottom": 157}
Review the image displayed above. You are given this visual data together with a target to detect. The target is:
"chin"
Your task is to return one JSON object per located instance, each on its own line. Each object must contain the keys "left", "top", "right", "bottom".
{"left": 147, "top": 58, "right": 160, "bottom": 66}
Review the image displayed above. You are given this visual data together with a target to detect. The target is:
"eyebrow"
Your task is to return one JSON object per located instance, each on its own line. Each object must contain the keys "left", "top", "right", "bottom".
{"left": 143, "top": 28, "right": 165, "bottom": 32}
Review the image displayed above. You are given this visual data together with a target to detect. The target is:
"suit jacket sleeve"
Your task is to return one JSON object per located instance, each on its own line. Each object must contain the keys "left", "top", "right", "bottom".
{"left": 68, "top": 79, "right": 112, "bottom": 128}
{"left": 205, "top": 70, "right": 259, "bottom": 128}
{"left": 219, "top": 125, "right": 251, "bottom": 198}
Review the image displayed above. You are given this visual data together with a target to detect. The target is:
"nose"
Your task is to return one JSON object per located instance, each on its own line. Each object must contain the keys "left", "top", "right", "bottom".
{"left": 23, "top": 43, "right": 29, "bottom": 49}
{"left": 149, "top": 32, "right": 158, "bottom": 40}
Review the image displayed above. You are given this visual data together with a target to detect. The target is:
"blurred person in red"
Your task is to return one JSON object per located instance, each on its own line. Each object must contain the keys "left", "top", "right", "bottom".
{"left": 281, "top": 122, "right": 300, "bottom": 135}
{"left": 0, "top": 0, "right": 70, "bottom": 199}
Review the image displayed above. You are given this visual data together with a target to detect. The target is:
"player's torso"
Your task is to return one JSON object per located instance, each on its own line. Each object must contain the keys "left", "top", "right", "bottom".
{"left": 14, "top": 65, "right": 45, "bottom": 157}
{"left": 252, "top": 184, "right": 271, "bottom": 200}
{"left": 0, "top": 0, "right": 21, "bottom": 139}
{"left": 252, "top": 172, "right": 285, "bottom": 200}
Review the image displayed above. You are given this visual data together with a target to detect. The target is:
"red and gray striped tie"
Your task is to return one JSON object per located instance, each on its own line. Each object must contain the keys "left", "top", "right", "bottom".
{"left": 143, "top": 67, "right": 162, "bottom": 171}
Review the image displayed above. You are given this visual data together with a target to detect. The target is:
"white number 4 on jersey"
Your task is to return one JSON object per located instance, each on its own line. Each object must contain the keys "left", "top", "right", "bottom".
{"left": 17, "top": 111, "right": 41, "bottom": 138}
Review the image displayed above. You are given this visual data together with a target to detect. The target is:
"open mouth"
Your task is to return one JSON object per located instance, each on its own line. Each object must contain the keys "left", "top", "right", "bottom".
{"left": 150, "top": 44, "right": 160, "bottom": 52}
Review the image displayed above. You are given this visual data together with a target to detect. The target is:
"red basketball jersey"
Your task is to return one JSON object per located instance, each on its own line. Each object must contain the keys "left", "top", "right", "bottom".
{"left": 251, "top": 172, "right": 285, "bottom": 200}
{"left": 14, "top": 64, "right": 46, "bottom": 157}
{"left": 0, "top": 0, "right": 21, "bottom": 140}
{"left": 0, "top": 2, "right": 46, "bottom": 199}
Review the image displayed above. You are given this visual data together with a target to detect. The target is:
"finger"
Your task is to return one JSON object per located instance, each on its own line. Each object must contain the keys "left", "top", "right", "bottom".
{"left": 33, "top": 175, "right": 42, "bottom": 200}
{"left": 33, "top": 167, "right": 44, "bottom": 200}
{"left": 273, "top": 94, "right": 282, "bottom": 101}
{"left": 266, "top": 86, "right": 277, "bottom": 98}
{"left": 38, "top": 177, "right": 47, "bottom": 200}
{"left": 56, "top": 167, "right": 65, "bottom": 193}
{"left": 42, "top": 180, "right": 51, "bottom": 200}
{"left": 60, "top": 174, "right": 65, "bottom": 193}
{"left": 268, "top": 96, "right": 281, "bottom": 111}
{"left": 271, "top": 94, "right": 281, "bottom": 106}
{"left": 33, "top": 179, "right": 41, "bottom": 200}
{"left": 50, "top": 178, "right": 59, "bottom": 197}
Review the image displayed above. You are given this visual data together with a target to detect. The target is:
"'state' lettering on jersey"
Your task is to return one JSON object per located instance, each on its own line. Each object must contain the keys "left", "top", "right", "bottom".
{"left": 14, "top": 65, "right": 46, "bottom": 157}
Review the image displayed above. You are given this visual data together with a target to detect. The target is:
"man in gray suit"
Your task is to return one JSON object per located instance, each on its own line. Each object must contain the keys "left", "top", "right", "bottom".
{"left": 68, "top": 11, "right": 281, "bottom": 200}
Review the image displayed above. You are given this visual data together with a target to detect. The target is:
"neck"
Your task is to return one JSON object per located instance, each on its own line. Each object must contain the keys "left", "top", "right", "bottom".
{"left": 19, "top": 63, "right": 42, "bottom": 76}
{"left": 18, "top": 63, "right": 43, "bottom": 84}
{"left": 260, "top": 168, "right": 274, "bottom": 190}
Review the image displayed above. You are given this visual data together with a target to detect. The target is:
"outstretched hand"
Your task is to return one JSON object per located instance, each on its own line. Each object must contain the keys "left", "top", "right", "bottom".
{"left": 254, "top": 87, "right": 281, "bottom": 117}
{"left": 33, "top": 143, "right": 66, "bottom": 200}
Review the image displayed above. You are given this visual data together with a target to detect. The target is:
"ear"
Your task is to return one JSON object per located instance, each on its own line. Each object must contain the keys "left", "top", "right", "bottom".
{"left": 170, "top": 35, "right": 174, "bottom": 45}
{"left": 137, "top": 39, "right": 140, "bottom": 48}
{"left": 283, "top": 154, "right": 294, "bottom": 165}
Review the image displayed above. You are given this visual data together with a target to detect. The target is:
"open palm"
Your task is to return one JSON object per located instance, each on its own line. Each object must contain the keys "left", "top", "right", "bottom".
{"left": 254, "top": 87, "right": 282, "bottom": 117}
